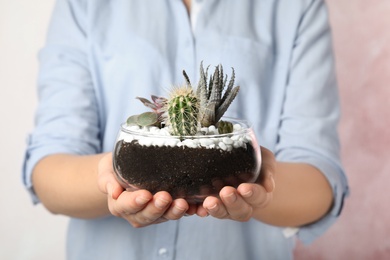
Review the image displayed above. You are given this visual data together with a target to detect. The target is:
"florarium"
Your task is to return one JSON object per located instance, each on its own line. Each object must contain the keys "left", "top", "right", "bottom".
{"left": 113, "top": 63, "right": 261, "bottom": 203}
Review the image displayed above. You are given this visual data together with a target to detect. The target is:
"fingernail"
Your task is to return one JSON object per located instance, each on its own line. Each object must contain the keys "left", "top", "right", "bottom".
{"left": 207, "top": 203, "right": 218, "bottom": 212}
{"left": 225, "top": 192, "right": 237, "bottom": 203}
{"left": 242, "top": 189, "right": 253, "bottom": 198}
{"left": 172, "top": 206, "right": 186, "bottom": 216}
{"left": 155, "top": 198, "right": 169, "bottom": 209}
{"left": 135, "top": 196, "right": 149, "bottom": 206}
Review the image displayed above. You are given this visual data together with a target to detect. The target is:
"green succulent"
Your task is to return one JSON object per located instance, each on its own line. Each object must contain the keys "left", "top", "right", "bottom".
{"left": 165, "top": 85, "right": 199, "bottom": 136}
{"left": 126, "top": 95, "right": 167, "bottom": 128}
{"left": 126, "top": 63, "right": 240, "bottom": 136}
{"left": 196, "top": 62, "right": 240, "bottom": 127}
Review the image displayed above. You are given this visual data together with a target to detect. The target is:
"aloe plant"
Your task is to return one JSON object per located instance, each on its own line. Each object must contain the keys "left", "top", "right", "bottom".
{"left": 196, "top": 62, "right": 240, "bottom": 127}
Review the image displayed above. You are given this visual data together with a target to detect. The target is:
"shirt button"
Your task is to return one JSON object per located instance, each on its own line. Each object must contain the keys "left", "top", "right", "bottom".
{"left": 158, "top": 248, "right": 169, "bottom": 257}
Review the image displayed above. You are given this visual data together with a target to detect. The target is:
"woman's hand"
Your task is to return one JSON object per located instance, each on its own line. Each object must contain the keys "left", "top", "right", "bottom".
{"left": 97, "top": 153, "right": 194, "bottom": 228}
{"left": 201, "top": 146, "right": 276, "bottom": 221}
{"left": 97, "top": 147, "right": 277, "bottom": 225}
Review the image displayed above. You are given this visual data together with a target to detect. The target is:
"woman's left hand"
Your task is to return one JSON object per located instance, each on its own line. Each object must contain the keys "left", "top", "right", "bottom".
{"left": 200, "top": 146, "right": 276, "bottom": 221}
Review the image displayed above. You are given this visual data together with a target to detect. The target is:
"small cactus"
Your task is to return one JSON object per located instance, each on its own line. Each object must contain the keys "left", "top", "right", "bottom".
{"left": 166, "top": 85, "right": 199, "bottom": 136}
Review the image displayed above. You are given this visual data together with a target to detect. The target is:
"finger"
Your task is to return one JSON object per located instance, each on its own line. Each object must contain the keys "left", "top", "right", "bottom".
{"left": 263, "top": 175, "right": 275, "bottom": 194}
{"left": 186, "top": 203, "right": 198, "bottom": 216}
{"left": 219, "top": 187, "right": 252, "bottom": 221}
{"left": 110, "top": 189, "right": 153, "bottom": 216}
{"left": 203, "top": 196, "right": 229, "bottom": 219}
{"left": 97, "top": 153, "right": 113, "bottom": 192}
{"left": 259, "top": 146, "right": 276, "bottom": 193}
{"left": 195, "top": 204, "right": 209, "bottom": 217}
{"left": 108, "top": 182, "right": 124, "bottom": 200}
{"left": 162, "top": 198, "right": 189, "bottom": 220}
{"left": 131, "top": 191, "right": 172, "bottom": 226}
{"left": 97, "top": 153, "right": 124, "bottom": 199}
{"left": 237, "top": 183, "right": 272, "bottom": 208}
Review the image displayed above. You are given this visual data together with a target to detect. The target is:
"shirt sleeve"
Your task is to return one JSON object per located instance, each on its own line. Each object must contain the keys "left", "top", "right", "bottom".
{"left": 22, "top": 0, "right": 101, "bottom": 203}
{"left": 274, "top": 0, "right": 349, "bottom": 244}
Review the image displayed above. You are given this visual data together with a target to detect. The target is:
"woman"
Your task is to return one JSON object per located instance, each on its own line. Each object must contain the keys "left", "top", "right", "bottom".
{"left": 23, "top": 0, "right": 349, "bottom": 259}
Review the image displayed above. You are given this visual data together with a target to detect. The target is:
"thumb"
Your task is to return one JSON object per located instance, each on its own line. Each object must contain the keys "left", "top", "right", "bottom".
{"left": 259, "top": 146, "right": 276, "bottom": 193}
{"left": 97, "top": 153, "right": 124, "bottom": 199}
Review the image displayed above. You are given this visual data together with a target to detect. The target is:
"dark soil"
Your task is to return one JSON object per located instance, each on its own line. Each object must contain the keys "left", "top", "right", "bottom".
{"left": 113, "top": 140, "right": 260, "bottom": 202}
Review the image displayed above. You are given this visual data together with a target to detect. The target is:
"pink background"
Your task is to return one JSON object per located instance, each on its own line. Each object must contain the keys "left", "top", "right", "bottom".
{"left": 295, "top": 1, "right": 390, "bottom": 259}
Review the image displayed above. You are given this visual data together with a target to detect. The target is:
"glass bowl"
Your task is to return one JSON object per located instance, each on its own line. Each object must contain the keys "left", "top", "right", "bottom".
{"left": 112, "top": 118, "right": 262, "bottom": 203}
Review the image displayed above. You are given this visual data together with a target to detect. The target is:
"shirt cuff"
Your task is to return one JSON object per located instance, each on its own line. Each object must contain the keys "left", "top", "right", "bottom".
{"left": 295, "top": 156, "right": 349, "bottom": 244}
{"left": 22, "top": 134, "right": 81, "bottom": 204}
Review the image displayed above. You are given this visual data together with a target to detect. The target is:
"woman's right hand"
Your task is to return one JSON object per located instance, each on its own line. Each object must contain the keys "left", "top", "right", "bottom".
{"left": 97, "top": 153, "right": 195, "bottom": 227}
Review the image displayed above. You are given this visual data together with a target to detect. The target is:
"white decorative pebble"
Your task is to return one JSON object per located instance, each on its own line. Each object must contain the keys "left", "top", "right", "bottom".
{"left": 210, "top": 138, "right": 220, "bottom": 143}
{"left": 185, "top": 142, "right": 198, "bottom": 148}
{"left": 226, "top": 144, "right": 233, "bottom": 152}
{"left": 207, "top": 144, "right": 216, "bottom": 149}
{"left": 200, "top": 138, "right": 214, "bottom": 147}
{"left": 201, "top": 127, "right": 209, "bottom": 134}
{"left": 138, "top": 138, "right": 153, "bottom": 146}
{"left": 129, "top": 125, "right": 140, "bottom": 131}
{"left": 153, "top": 138, "right": 165, "bottom": 147}
{"left": 182, "top": 139, "right": 198, "bottom": 148}
{"left": 219, "top": 142, "right": 227, "bottom": 151}
{"left": 231, "top": 135, "right": 240, "bottom": 141}
{"left": 159, "top": 128, "right": 170, "bottom": 136}
{"left": 233, "top": 124, "right": 242, "bottom": 131}
{"left": 222, "top": 137, "right": 234, "bottom": 145}
{"left": 124, "top": 135, "right": 134, "bottom": 143}
{"left": 233, "top": 140, "right": 243, "bottom": 148}
{"left": 139, "top": 126, "right": 149, "bottom": 132}
{"left": 208, "top": 125, "right": 216, "bottom": 134}
{"left": 149, "top": 126, "right": 159, "bottom": 133}
{"left": 166, "top": 139, "right": 179, "bottom": 147}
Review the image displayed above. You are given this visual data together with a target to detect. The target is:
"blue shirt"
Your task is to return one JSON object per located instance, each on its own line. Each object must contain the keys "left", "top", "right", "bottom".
{"left": 23, "top": 0, "right": 349, "bottom": 259}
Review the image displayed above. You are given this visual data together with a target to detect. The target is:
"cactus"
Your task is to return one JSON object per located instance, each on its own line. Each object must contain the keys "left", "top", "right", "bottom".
{"left": 166, "top": 85, "right": 199, "bottom": 136}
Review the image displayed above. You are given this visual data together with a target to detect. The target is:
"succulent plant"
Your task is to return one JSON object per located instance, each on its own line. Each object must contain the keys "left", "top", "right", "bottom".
{"left": 196, "top": 62, "right": 240, "bottom": 127}
{"left": 126, "top": 63, "right": 240, "bottom": 136}
{"left": 127, "top": 95, "right": 167, "bottom": 127}
{"left": 216, "top": 120, "right": 234, "bottom": 134}
{"left": 165, "top": 85, "right": 199, "bottom": 136}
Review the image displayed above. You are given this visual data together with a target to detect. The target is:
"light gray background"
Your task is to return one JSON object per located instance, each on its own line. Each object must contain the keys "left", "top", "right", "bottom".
{"left": 0, "top": 1, "right": 67, "bottom": 259}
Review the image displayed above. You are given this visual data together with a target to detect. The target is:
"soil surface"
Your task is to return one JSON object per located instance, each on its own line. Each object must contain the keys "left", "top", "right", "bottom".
{"left": 113, "top": 140, "right": 259, "bottom": 202}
